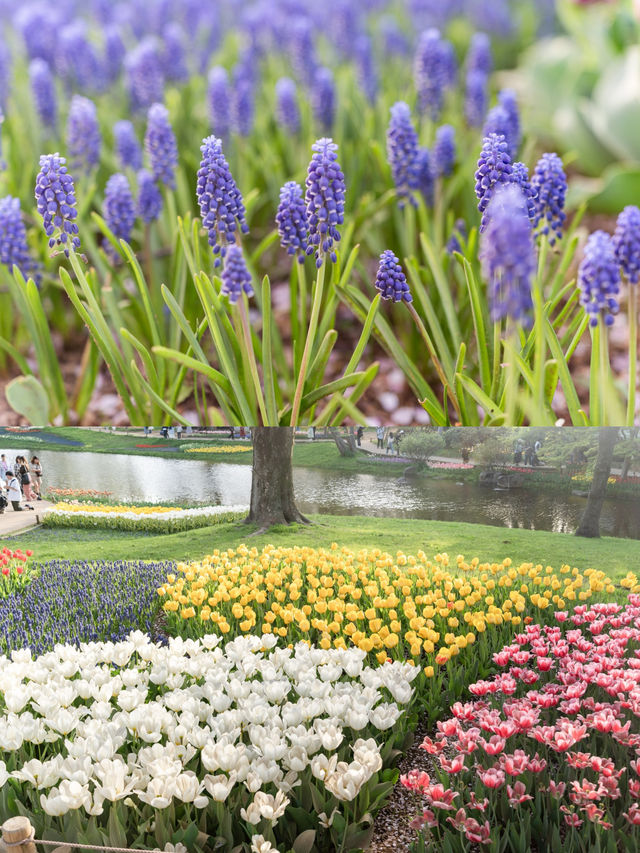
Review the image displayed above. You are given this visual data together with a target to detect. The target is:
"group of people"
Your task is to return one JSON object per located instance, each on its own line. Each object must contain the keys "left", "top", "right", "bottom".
{"left": 371, "top": 427, "right": 405, "bottom": 455}
{"left": 0, "top": 455, "right": 43, "bottom": 513}
{"left": 513, "top": 440, "right": 543, "bottom": 467}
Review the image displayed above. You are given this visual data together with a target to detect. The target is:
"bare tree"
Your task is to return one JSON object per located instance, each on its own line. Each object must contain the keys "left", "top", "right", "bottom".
{"left": 245, "top": 427, "right": 310, "bottom": 532}
{"left": 575, "top": 428, "right": 618, "bottom": 539}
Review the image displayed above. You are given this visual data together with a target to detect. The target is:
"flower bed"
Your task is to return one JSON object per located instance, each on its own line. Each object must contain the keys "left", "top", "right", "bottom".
{"left": 48, "top": 488, "right": 113, "bottom": 499}
{"left": 158, "top": 545, "right": 616, "bottom": 723}
{"left": 0, "top": 632, "right": 417, "bottom": 852}
{"left": 42, "top": 503, "right": 248, "bottom": 533}
{"left": 184, "top": 446, "right": 253, "bottom": 454}
{"left": 403, "top": 597, "right": 640, "bottom": 851}
{"left": 0, "top": 548, "right": 34, "bottom": 598}
{"left": 0, "top": 560, "right": 171, "bottom": 656}
{"left": 427, "top": 462, "right": 474, "bottom": 471}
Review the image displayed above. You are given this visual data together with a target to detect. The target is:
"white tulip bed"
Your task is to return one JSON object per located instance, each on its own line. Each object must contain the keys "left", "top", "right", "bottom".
{"left": 42, "top": 504, "right": 249, "bottom": 534}
{"left": 0, "top": 631, "right": 418, "bottom": 853}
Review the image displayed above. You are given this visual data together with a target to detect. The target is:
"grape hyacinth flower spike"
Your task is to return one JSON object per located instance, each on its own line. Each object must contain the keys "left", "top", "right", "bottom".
{"left": 414, "top": 28, "right": 450, "bottom": 120}
{"left": 275, "top": 78, "right": 300, "bottom": 136}
{"left": 375, "top": 251, "right": 412, "bottom": 304}
{"left": 114, "top": 120, "right": 143, "bottom": 171}
{"left": 578, "top": 231, "right": 620, "bottom": 328}
{"left": 612, "top": 205, "right": 640, "bottom": 425}
{"left": 312, "top": 68, "right": 336, "bottom": 133}
{"left": 103, "top": 173, "right": 135, "bottom": 255}
{"left": 432, "top": 125, "right": 456, "bottom": 179}
{"left": 475, "top": 133, "right": 513, "bottom": 232}
{"left": 276, "top": 182, "right": 309, "bottom": 264}
{"left": 29, "top": 59, "right": 57, "bottom": 129}
{"left": 144, "top": 103, "right": 178, "bottom": 190}
{"left": 221, "top": 245, "right": 253, "bottom": 304}
{"left": 137, "top": 170, "right": 163, "bottom": 224}
{"left": 465, "top": 70, "right": 488, "bottom": 129}
{"left": 35, "top": 154, "right": 80, "bottom": 256}
{"left": 387, "top": 102, "right": 420, "bottom": 208}
{"left": 67, "top": 95, "right": 101, "bottom": 174}
{"left": 207, "top": 67, "right": 231, "bottom": 139}
{"left": 305, "top": 138, "right": 345, "bottom": 268}
{"left": 0, "top": 196, "right": 40, "bottom": 285}
{"left": 511, "top": 162, "right": 537, "bottom": 222}
{"left": 196, "top": 135, "right": 249, "bottom": 267}
{"left": 531, "top": 152, "right": 567, "bottom": 245}
{"left": 479, "top": 184, "right": 535, "bottom": 324}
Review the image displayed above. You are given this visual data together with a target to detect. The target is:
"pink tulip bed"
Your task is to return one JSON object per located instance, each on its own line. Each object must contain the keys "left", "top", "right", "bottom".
{"left": 402, "top": 597, "right": 640, "bottom": 852}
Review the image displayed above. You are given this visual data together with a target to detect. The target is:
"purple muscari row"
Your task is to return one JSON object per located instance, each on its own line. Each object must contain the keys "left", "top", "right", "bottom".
{"left": 375, "top": 250, "right": 412, "bottom": 304}
{"left": 305, "top": 138, "right": 345, "bottom": 267}
{"left": 468, "top": 0, "right": 514, "bottom": 37}
{"left": 162, "top": 22, "right": 189, "bottom": 82}
{"left": 414, "top": 28, "right": 451, "bottom": 120}
{"left": 332, "top": 0, "right": 361, "bottom": 57}
{"left": 275, "top": 77, "right": 301, "bottom": 135}
{"left": 475, "top": 133, "right": 513, "bottom": 232}
{"left": 124, "top": 38, "right": 165, "bottom": 110}
{"left": 613, "top": 205, "right": 640, "bottom": 285}
{"left": 35, "top": 153, "right": 80, "bottom": 256}
{"left": 0, "top": 196, "right": 40, "bottom": 285}
{"left": 467, "top": 32, "right": 492, "bottom": 76}
{"left": 432, "top": 125, "right": 456, "bottom": 178}
{"left": 578, "top": 231, "right": 621, "bottom": 328}
{"left": 57, "top": 22, "right": 105, "bottom": 93}
{"left": 29, "top": 59, "right": 57, "bottom": 129}
{"left": 232, "top": 76, "right": 255, "bottom": 137}
{"left": 144, "top": 103, "right": 178, "bottom": 189}
{"left": 276, "top": 181, "right": 309, "bottom": 264}
{"left": 387, "top": 101, "right": 420, "bottom": 208}
{"left": 221, "top": 244, "right": 253, "bottom": 304}
{"left": 196, "top": 135, "right": 249, "bottom": 266}
{"left": 378, "top": 15, "right": 410, "bottom": 57}
{"left": 104, "top": 26, "right": 125, "bottom": 83}
{"left": 103, "top": 173, "right": 136, "bottom": 250}
{"left": 114, "top": 120, "right": 143, "bottom": 171}
{"left": 67, "top": 95, "right": 101, "bottom": 173}
{"left": 415, "top": 147, "right": 434, "bottom": 208}
{"left": 208, "top": 66, "right": 232, "bottom": 139}
{"left": 0, "top": 559, "right": 171, "bottom": 657}
{"left": 312, "top": 67, "right": 336, "bottom": 132}
{"left": 480, "top": 184, "right": 535, "bottom": 324}
{"left": 15, "top": 5, "right": 57, "bottom": 66}
{"left": 465, "top": 70, "right": 488, "bottom": 129}
{"left": 137, "top": 169, "right": 163, "bottom": 223}
{"left": 354, "top": 35, "right": 378, "bottom": 104}
{"left": 511, "top": 162, "right": 537, "bottom": 222}
{"left": 531, "top": 152, "right": 567, "bottom": 245}
{"left": 289, "top": 17, "right": 318, "bottom": 87}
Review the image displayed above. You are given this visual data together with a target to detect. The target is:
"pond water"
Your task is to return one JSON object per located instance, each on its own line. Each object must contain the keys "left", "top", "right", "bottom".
{"left": 4, "top": 449, "right": 638, "bottom": 540}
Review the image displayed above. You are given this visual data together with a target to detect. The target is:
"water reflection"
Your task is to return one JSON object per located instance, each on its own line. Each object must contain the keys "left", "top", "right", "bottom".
{"left": 2, "top": 450, "right": 638, "bottom": 540}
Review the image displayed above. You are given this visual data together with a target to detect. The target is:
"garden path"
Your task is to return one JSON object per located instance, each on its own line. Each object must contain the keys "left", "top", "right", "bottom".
{"left": 0, "top": 500, "right": 52, "bottom": 537}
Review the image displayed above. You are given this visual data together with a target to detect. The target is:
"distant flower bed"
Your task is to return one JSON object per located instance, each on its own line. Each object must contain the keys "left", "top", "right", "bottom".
{"left": 403, "top": 597, "right": 640, "bottom": 850}
{"left": 42, "top": 503, "right": 248, "bottom": 533}
{"left": 428, "top": 461, "right": 474, "bottom": 470}
{"left": 0, "top": 559, "right": 170, "bottom": 656}
{"left": 184, "top": 445, "right": 253, "bottom": 454}
{"left": 48, "top": 488, "right": 113, "bottom": 498}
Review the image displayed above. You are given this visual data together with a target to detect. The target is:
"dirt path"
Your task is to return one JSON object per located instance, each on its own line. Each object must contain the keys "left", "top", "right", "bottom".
{"left": 0, "top": 500, "right": 52, "bottom": 538}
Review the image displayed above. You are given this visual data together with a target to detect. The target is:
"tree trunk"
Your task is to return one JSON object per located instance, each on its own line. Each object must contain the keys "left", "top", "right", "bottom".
{"left": 330, "top": 428, "right": 357, "bottom": 457}
{"left": 575, "top": 428, "right": 618, "bottom": 539}
{"left": 245, "top": 427, "right": 310, "bottom": 531}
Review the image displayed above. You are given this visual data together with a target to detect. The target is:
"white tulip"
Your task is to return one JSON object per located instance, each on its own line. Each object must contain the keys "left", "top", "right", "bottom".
{"left": 203, "top": 772, "right": 236, "bottom": 801}
{"left": 137, "top": 776, "right": 174, "bottom": 809}
{"left": 250, "top": 835, "right": 280, "bottom": 853}
{"left": 41, "top": 779, "right": 91, "bottom": 816}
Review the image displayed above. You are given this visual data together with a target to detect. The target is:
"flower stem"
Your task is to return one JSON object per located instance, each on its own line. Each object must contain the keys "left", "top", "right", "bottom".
{"left": 590, "top": 321, "right": 602, "bottom": 426}
{"left": 534, "top": 236, "right": 549, "bottom": 421}
{"left": 235, "top": 298, "right": 269, "bottom": 425}
{"left": 408, "top": 302, "right": 461, "bottom": 422}
{"left": 628, "top": 284, "right": 638, "bottom": 426}
{"left": 291, "top": 259, "right": 326, "bottom": 426}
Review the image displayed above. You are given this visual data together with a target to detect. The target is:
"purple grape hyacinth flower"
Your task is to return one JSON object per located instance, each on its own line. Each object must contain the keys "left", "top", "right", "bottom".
{"left": 276, "top": 181, "right": 309, "bottom": 264}
{"left": 375, "top": 250, "right": 412, "bottom": 304}
{"left": 511, "top": 162, "right": 537, "bottom": 222}
{"left": 355, "top": 35, "right": 378, "bottom": 104}
{"left": 232, "top": 77, "right": 254, "bottom": 137}
{"left": 498, "top": 89, "right": 521, "bottom": 158}
{"left": 221, "top": 244, "right": 253, "bottom": 304}
{"left": 162, "top": 22, "right": 189, "bottom": 83}
{"left": 114, "top": 120, "right": 143, "bottom": 171}
{"left": 432, "top": 125, "right": 456, "bottom": 178}
{"left": 312, "top": 67, "right": 336, "bottom": 132}
{"left": 137, "top": 169, "right": 163, "bottom": 224}
{"left": 387, "top": 102, "right": 420, "bottom": 208}
{"left": 207, "top": 66, "right": 232, "bottom": 139}
{"left": 305, "top": 138, "right": 345, "bottom": 268}
{"left": 103, "top": 173, "right": 135, "bottom": 252}
{"left": 29, "top": 59, "right": 57, "bottom": 129}
{"left": 35, "top": 153, "right": 80, "bottom": 256}
{"left": 531, "top": 152, "right": 567, "bottom": 245}
{"left": 479, "top": 184, "right": 535, "bottom": 324}
{"left": 483, "top": 105, "right": 516, "bottom": 161}
{"left": 467, "top": 32, "right": 492, "bottom": 76}
{"left": 0, "top": 196, "right": 39, "bottom": 284}
{"left": 196, "top": 135, "right": 249, "bottom": 266}
{"left": 124, "top": 38, "right": 165, "bottom": 111}
{"left": 465, "top": 70, "right": 488, "bottom": 129}
{"left": 67, "top": 95, "right": 101, "bottom": 173}
{"left": 475, "top": 133, "right": 513, "bottom": 232}
{"left": 275, "top": 77, "right": 301, "bottom": 135}
{"left": 415, "top": 147, "right": 434, "bottom": 208}
{"left": 414, "top": 28, "right": 450, "bottom": 120}
{"left": 104, "top": 26, "right": 125, "bottom": 83}
{"left": 144, "top": 103, "right": 178, "bottom": 190}
{"left": 613, "top": 205, "right": 640, "bottom": 285}
{"left": 578, "top": 231, "right": 621, "bottom": 327}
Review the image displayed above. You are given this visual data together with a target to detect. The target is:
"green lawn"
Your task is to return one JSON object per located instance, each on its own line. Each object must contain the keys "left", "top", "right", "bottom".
{"left": 10, "top": 515, "right": 638, "bottom": 582}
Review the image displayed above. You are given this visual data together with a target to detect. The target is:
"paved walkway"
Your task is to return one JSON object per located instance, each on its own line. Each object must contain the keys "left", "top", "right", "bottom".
{"left": 0, "top": 500, "right": 52, "bottom": 537}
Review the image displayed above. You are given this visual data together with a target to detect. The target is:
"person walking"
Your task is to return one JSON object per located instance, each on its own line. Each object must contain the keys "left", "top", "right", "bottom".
{"left": 30, "top": 456, "right": 43, "bottom": 499}
{"left": 376, "top": 427, "right": 385, "bottom": 450}
{"left": 356, "top": 426, "right": 364, "bottom": 447}
{"left": 386, "top": 431, "right": 395, "bottom": 455}
{"left": 0, "top": 478, "right": 7, "bottom": 514}
{"left": 395, "top": 429, "right": 405, "bottom": 456}
{"left": 0, "top": 454, "right": 9, "bottom": 479}
{"left": 6, "top": 472, "right": 32, "bottom": 511}
{"left": 17, "top": 457, "right": 35, "bottom": 502}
